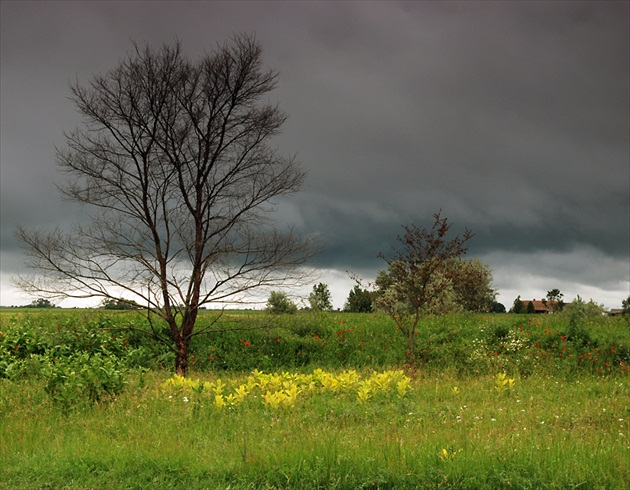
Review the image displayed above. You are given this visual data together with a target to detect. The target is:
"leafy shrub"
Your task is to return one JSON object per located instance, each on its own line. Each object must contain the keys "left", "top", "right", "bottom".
{"left": 266, "top": 291, "right": 298, "bottom": 314}
{"left": 0, "top": 313, "right": 156, "bottom": 380}
{"left": 43, "top": 352, "right": 128, "bottom": 410}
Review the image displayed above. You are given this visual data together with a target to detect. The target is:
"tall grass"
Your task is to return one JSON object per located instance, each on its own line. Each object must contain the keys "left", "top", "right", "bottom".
{"left": 1, "top": 369, "right": 628, "bottom": 488}
{"left": 1, "top": 309, "right": 628, "bottom": 488}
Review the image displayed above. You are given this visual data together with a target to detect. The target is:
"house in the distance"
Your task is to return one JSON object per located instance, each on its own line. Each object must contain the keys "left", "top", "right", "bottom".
{"left": 521, "top": 299, "right": 562, "bottom": 314}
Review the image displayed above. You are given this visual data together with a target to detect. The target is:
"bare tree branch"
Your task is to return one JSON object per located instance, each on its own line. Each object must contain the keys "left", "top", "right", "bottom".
{"left": 14, "top": 35, "right": 318, "bottom": 375}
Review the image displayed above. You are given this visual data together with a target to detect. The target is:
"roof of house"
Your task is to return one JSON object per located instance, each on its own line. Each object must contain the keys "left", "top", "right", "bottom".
{"left": 521, "top": 299, "right": 560, "bottom": 312}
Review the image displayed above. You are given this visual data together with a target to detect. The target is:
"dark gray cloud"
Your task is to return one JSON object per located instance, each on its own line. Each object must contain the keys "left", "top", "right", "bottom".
{"left": 1, "top": 1, "right": 628, "bottom": 308}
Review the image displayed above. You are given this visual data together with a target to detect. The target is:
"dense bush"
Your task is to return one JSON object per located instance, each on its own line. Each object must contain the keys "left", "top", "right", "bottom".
{"left": 0, "top": 312, "right": 157, "bottom": 409}
{"left": 1, "top": 309, "right": 628, "bottom": 408}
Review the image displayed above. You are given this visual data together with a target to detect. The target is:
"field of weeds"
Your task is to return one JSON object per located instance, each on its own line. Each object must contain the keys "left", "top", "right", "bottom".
{"left": 1, "top": 309, "right": 628, "bottom": 488}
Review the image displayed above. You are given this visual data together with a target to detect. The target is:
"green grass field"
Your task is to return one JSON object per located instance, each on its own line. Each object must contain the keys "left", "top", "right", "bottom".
{"left": 1, "top": 309, "right": 629, "bottom": 489}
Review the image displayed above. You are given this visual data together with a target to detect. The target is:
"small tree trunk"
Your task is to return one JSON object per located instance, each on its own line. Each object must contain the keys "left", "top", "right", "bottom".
{"left": 407, "top": 332, "right": 415, "bottom": 364}
{"left": 174, "top": 333, "right": 189, "bottom": 376}
{"left": 173, "top": 313, "right": 197, "bottom": 376}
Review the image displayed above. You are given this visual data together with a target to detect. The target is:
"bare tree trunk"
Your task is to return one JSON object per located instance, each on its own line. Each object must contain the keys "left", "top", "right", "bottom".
{"left": 175, "top": 339, "right": 189, "bottom": 376}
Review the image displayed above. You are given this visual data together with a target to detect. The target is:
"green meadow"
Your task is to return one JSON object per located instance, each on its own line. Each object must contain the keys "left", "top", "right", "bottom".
{"left": 1, "top": 309, "right": 628, "bottom": 489}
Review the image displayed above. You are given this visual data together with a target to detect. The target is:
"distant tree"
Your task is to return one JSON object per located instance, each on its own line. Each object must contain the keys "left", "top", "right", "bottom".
{"left": 526, "top": 300, "right": 536, "bottom": 314}
{"left": 374, "top": 211, "right": 473, "bottom": 363}
{"left": 510, "top": 296, "right": 525, "bottom": 314}
{"left": 565, "top": 295, "right": 606, "bottom": 329}
{"left": 101, "top": 298, "right": 140, "bottom": 310}
{"left": 491, "top": 301, "right": 506, "bottom": 313}
{"left": 373, "top": 257, "right": 495, "bottom": 315}
{"left": 344, "top": 285, "right": 373, "bottom": 313}
{"left": 446, "top": 258, "right": 497, "bottom": 313}
{"left": 545, "top": 289, "right": 564, "bottom": 313}
{"left": 27, "top": 298, "right": 56, "bottom": 308}
{"left": 622, "top": 296, "right": 630, "bottom": 314}
{"left": 309, "top": 283, "right": 333, "bottom": 311}
{"left": 13, "top": 35, "right": 316, "bottom": 375}
{"left": 266, "top": 291, "right": 298, "bottom": 314}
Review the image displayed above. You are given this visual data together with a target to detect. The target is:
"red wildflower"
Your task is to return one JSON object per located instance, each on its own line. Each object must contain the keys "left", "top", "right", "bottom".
{"left": 244, "top": 341, "right": 250, "bottom": 347}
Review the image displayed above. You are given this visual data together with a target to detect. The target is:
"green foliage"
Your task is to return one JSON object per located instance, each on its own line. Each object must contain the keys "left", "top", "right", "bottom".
{"left": 344, "top": 285, "right": 373, "bottom": 312}
{"left": 100, "top": 298, "right": 140, "bottom": 310}
{"left": 1, "top": 309, "right": 630, "bottom": 488}
{"left": 510, "top": 295, "right": 525, "bottom": 314}
{"left": 265, "top": 290, "right": 298, "bottom": 314}
{"left": 2, "top": 309, "right": 629, "bottom": 390}
{"left": 491, "top": 301, "right": 506, "bottom": 313}
{"left": 26, "top": 298, "right": 56, "bottom": 308}
{"left": 2, "top": 369, "right": 628, "bottom": 489}
{"left": 545, "top": 288, "right": 564, "bottom": 313}
{"left": 0, "top": 312, "right": 155, "bottom": 379}
{"left": 374, "top": 212, "right": 473, "bottom": 363}
{"left": 566, "top": 295, "right": 606, "bottom": 319}
{"left": 43, "top": 352, "right": 128, "bottom": 411}
{"left": 308, "top": 283, "right": 333, "bottom": 311}
{"left": 446, "top": 258, "right": 497, "bottom": 313}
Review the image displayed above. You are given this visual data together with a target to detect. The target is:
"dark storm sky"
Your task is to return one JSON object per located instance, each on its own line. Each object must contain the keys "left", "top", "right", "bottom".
{"left": 1, "top": 1, "right": 628, "bottom": 308}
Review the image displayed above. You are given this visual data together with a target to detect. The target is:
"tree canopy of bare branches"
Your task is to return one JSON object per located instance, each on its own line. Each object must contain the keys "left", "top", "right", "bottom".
{"left": 14, "top": 35, "right": 316, "bottom": 374}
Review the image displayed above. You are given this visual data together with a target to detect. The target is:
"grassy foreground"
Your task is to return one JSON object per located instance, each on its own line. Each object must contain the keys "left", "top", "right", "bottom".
{"left": 2, "top": 368, "right": 629, "bottom": 489}
{"left": 1, "top": 310, "right": 629, "bottom": 488}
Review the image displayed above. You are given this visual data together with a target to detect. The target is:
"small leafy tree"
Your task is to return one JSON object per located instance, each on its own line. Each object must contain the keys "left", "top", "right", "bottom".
{"left": 309, "top": 283, "right": 333, "bottom": 311}
{"left": 344, "top": 285, "right": 373, "bottom": 313}
{"left": 446, "top": 258, "right": 496, "bottom": 313}
{"left": 544, "top": 289, "right": 564, "bottom": 313}
{"left": 266, "top": 291, "right": 297, "bottom": 314}
{"left": 510, "top": 296, "right": 525, "bottom": 314}
{"left": 27, "top": 298, "right": 56, "bottom": 308}
{"left": 491, "top": 301, "right": 506, "bottom": 313}
{"left": 375, "top": 211, "right": 473, "bottom": 363}
{"left": 101, "top": 298, "right": 140, "bottom": 310}
{"left": 622, "top": 296, "right": 630, "bottom": 314}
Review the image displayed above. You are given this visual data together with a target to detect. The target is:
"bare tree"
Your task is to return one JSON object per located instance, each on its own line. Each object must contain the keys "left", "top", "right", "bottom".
{"left": 14, "top": 35, "right": 316, "bottom": 375}
{"left": 375, "top": 212, "right": 473, "bottom": 364}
